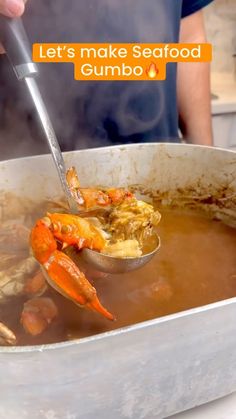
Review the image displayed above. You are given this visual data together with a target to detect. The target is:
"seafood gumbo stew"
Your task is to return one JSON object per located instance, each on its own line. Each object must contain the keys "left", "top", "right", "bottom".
{"left": 0, "top": 172, "right": 235, "bottom": 346}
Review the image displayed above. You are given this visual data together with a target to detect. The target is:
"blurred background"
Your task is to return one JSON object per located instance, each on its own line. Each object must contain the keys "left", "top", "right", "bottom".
{"left": 0, "top": 0, "right": 235, "bottom": 160}
{"left": 204, "top": 0, "right": 236, "bottom": 150}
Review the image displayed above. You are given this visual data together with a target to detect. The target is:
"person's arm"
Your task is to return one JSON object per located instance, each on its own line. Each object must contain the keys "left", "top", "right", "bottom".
{"left": 177, "top": 9, "right": 213, "bottom": 146}
{"left": 0, "top": 0, "right": 25, "bottom": 53}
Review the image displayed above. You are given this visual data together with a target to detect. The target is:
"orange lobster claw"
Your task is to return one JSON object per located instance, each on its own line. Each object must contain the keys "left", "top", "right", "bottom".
{"left": 45, "top": 250, "right": 115, "bottom": 321}
{"left": 30, "top": 219, "right": 115, "bottom": 321}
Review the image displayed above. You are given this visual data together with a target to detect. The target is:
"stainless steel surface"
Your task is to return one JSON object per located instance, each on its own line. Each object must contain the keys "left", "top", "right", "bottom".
{"left": 0, "top": 143, "right": 235, "bottom": 419}
{"left": 82, "top": 233, "right": 160, "bottom": 274}
{"left": 24, "top": 77, "right": 78, "bottom": 214}
{"left": 15, "top": 62, "right": 38, "bottom": 79}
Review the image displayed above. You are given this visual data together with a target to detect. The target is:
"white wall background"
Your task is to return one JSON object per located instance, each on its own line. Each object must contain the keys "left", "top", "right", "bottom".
{"left": 204, "top": 0, "right": 236, "bottom": 74}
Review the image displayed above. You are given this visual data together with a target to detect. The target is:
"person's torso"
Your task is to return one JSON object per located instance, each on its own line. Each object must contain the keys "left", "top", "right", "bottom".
{"left": 1, "top": 0, "right": 183, "bottom": 152}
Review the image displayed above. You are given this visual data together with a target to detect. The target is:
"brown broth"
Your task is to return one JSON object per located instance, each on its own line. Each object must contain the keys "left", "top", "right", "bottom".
{"left": 1, "top": 208, "right": 236, "bottom": 346}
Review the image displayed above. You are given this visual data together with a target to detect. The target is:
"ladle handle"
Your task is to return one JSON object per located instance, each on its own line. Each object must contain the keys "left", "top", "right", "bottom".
{"left": 0, "top": 16, "right": 37, "bottom": 79}
{"left": 0, "top": 16, "right": 78, "bottom": 213}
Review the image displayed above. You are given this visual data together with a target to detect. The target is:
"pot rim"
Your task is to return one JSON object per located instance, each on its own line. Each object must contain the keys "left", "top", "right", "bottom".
{"left": 1, "top": 297, "right": 236, "bottom": 353}
{"left": 0, "top": 142, "right": 235, "bottom": 166}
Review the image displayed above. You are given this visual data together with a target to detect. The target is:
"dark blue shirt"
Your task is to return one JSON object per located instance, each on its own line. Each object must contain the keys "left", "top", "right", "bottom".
{"left": 182, "top": 0, "right": 214, "bottom": 17}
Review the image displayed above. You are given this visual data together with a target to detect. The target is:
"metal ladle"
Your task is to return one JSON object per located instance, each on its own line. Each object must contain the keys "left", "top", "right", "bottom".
{"left": 0, "top": 17, "right": 160, "bottom": 273}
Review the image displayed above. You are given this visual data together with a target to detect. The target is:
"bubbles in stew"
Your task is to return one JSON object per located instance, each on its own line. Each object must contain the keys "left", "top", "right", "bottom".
{"left": 0, "top": 198, "right": 235, "bottom": 346}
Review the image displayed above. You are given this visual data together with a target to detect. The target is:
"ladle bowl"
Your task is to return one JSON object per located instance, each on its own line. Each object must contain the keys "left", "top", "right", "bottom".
{"left": 81, "top": 233, "right": 161, "bottom": 274}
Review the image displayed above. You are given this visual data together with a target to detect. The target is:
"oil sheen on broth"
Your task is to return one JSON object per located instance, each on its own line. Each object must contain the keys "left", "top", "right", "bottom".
{"left": 1, "top": 207, "right": 236, "bottom": 346}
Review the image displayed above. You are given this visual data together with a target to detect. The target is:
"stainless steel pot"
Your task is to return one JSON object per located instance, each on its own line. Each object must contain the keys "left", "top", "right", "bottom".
{"left": 0, "top": 143, "right": 235, "bottom": 419}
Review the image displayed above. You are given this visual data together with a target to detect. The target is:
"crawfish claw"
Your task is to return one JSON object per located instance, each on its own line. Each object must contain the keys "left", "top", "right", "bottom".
{"left": 45, "top": 250, "right": 115, "bottom": 321}
{"left": 0, "top": 321, "right": 17, "bottom": 346}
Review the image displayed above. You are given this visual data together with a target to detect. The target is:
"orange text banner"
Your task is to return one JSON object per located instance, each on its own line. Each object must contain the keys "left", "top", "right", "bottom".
{"left": 33, "top": 43, "right": 212, "bottom": 81}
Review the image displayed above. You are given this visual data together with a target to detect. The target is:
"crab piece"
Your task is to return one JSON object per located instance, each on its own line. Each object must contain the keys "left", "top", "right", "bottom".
{"left": 30, "top": 214, "right": 115, "bottom": 321}
{"left": 107, "top": 198, "right": 161, "bottom": 243}
{"left": 102, "top": 239, "right": 142, "bottom": 258}
{"left": 21, "top": 297, "right": 58, "bottom": 336}
{"left": 0, "top": 256, "right": 39, "bottom": 303}
{"left": 0, "top": 321, "right": 17, "bottom": 346}
{"left": 0, "top": 219, "right": 41, "bottom": 304}
{"left": 23, "top": 270, "right": 47, "bottom": 297}
{"left": 28, "top": 170, "right": 161, "bottom": 329}
{"left": 66, "top": 166, "right": 133, "bottom": 211}
{"left": 66, "top": 166, "right": 161, "bottom": 252}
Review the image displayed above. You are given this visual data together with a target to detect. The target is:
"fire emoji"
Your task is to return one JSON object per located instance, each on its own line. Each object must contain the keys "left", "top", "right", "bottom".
{"left": 146, "top": 62, "right": 159, "bottom": 78}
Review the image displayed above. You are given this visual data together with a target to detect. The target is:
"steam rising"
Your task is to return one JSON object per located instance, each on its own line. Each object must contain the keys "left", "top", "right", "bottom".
{"left": 0, "top": 0, "right": 178, "bottom": 160}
